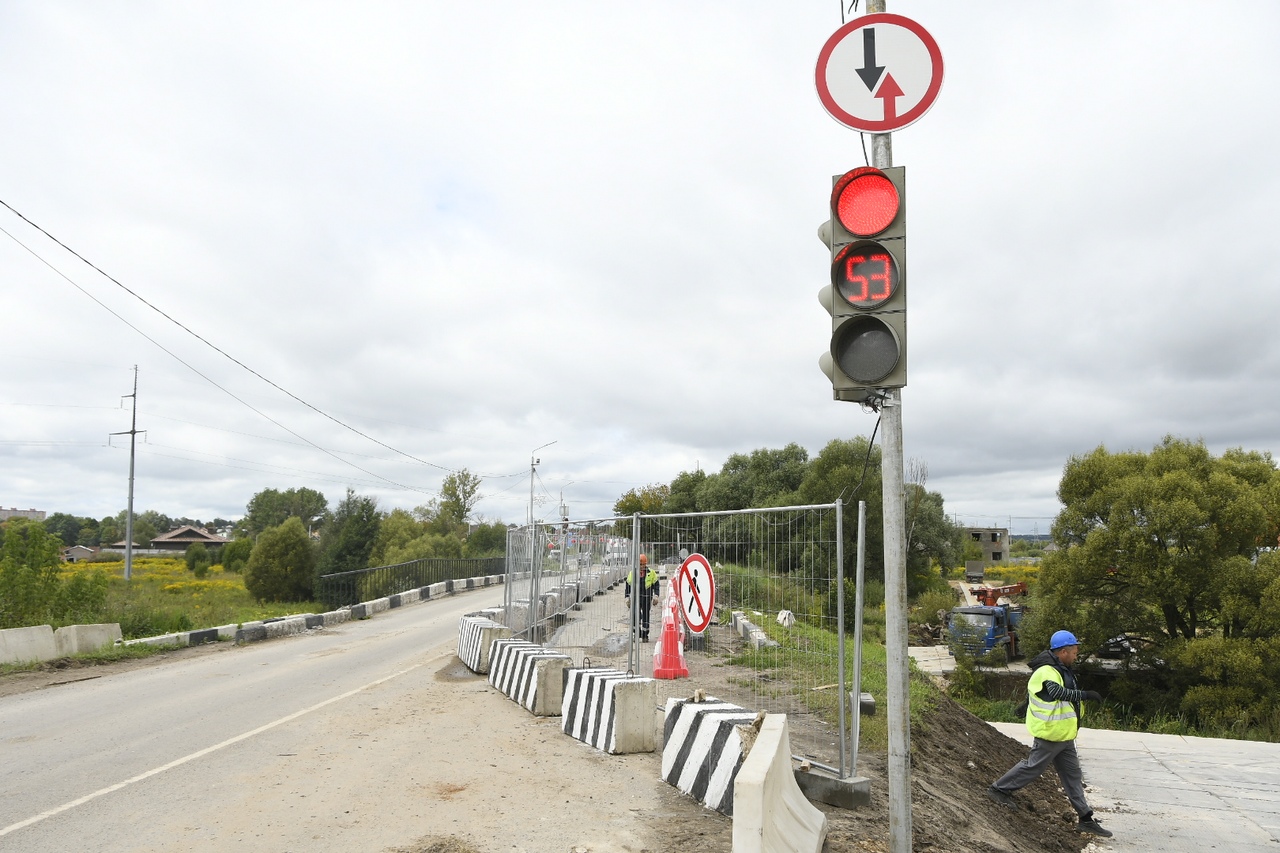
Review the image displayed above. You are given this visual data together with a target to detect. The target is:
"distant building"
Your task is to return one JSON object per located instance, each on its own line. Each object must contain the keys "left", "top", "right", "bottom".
{"left": 149, "top": 525, "right": 230, "bottom": 552}
{"left": 965, "top": 527, "right": 1009, "bottom": 563}
{"left": 62, "top": 545, "right": 98, "bottom": 562}
{"left": 0, "top": 507, "right": 46, "bottom": 521}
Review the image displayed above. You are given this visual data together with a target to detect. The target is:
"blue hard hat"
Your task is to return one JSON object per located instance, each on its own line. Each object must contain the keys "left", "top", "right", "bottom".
{"left": 1050, "top": 630, "right": 1080, "bottom": 649}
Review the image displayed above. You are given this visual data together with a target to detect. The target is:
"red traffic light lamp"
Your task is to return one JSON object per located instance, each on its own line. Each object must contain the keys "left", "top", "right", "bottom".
{"left": 819, "top": 165, "right": 907, "bottom": 402}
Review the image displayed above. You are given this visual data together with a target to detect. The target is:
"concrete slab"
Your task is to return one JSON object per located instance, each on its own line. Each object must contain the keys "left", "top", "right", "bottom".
{"left": 991, "top": 723, "right": 1280, "bottom": 852}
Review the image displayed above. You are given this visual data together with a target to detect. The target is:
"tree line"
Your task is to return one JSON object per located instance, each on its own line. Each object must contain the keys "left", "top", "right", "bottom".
{"left": 1031, "top": 436, "right": 1280, "bottom": 734}
{"left": 4, "top": 470, "right": 511, "bottom": 616}
{"left": 612, "top": 438, "right": 965, "bottom": 598}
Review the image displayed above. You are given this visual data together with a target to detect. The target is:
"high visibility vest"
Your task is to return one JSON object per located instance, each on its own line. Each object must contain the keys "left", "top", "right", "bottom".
{"left": 1025, "top": 664, "right": 1078, "bottom": 741}
{"left": 628, "top": 568, "right": 658, "bottom": 591}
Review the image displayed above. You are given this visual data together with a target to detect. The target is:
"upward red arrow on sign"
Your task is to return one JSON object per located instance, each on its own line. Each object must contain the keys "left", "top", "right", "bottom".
{"left": 874, "top": 73, "right": 904, "bottom": 125}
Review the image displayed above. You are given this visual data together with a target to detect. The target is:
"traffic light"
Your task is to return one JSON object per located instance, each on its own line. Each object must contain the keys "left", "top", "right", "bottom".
{"left": 818, "top": 166, "right": 907, "bottom": 403}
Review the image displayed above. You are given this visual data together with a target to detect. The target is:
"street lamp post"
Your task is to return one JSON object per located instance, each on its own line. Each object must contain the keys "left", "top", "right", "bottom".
{"left": 529, "top": 440, "right": 557, "bottom": 527}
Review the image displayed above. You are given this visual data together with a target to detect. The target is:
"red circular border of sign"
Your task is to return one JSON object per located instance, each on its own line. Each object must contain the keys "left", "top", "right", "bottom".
{"left": 677, "top": 553, "right": 716, "bottom": 634}
{"left": 815, "top": 13, "right": 945, "bottom": 134}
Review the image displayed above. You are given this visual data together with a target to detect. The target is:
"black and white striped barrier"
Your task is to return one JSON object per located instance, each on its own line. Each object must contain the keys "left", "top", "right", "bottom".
{"left": 732, "top": 713, "right": 828, "bottom": 853}
{"left": 661, "top": 695, "right": 759, "bottom": 816}
{"left": 458, "top": 615, "right": 511, "bottom": 674}
{"left": 487, "top": 638, "right": 571, "bottom": 716}
{"left": 561, "top": 668, "right": 657, "bottom": 754}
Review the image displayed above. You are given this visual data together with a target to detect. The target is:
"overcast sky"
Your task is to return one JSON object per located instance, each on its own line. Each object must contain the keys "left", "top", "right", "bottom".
{"left": 1, "top": 2, "right": 1277, "bottom": 535}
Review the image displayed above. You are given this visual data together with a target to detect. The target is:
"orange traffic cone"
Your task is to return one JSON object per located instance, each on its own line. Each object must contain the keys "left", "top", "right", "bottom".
{"left": 652, "top": 594, "right": 689, "bottom": 679}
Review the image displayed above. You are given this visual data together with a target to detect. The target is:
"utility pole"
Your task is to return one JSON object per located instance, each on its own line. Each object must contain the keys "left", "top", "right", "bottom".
{"left": 110, "top": 366, "right": 143, "bottom": 582}
{"left": 864, "top": 2, "right": 912, "bottom": 851}
{"left": 528, "top": 440, "right": 556, "bottom": 526}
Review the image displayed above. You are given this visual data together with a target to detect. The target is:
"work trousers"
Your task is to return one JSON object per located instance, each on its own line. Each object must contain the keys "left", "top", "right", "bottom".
{"left": 993, "top": 737, "right": 1091, "bottom": 818}
{"left": 633, "top": 594, "right": 653, "bottom": 639}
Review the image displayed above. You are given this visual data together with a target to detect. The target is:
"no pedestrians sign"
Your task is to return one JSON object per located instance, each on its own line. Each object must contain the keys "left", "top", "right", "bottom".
{"left": 676, "top": 553, "right": 716, "bottom": 635}
{"left": 816, "top": 13, "right": 944, "bottom": 133}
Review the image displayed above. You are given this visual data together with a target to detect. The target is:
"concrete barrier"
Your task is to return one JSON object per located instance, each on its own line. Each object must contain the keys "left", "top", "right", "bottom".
{"left": 662, "top": 695, "right": 759, "bottom": 816}
{"left": 0, "top": 625, "right": 57, "bottom": 664}
{"left": 488, "top": 638, "right": 571, "bottom": 716}
{"left": 53, "top": 623, "right": 122, "bottom": 657}
{"left": 561, "top": 668, "right": 657, "bottom": 754}
{"left": 730, "top": 611, "right": 780, "bottom": 650}
{"left": 458, "top": 615, "right": 511, "bottom": 674}
{"left": 731, "top": 714, "right": 827, "bottom": 853}
{"left": 322, "top": 609, "right": 350, "bottom": 627}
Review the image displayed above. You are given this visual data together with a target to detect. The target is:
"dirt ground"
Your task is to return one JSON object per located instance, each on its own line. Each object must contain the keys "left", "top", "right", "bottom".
{"left": 1, "top": 637, "right": 1090, "bottom": 853}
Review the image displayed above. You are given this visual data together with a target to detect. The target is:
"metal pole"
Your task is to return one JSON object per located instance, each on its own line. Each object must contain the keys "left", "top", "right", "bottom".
{"left": 835, "top": 498, "right": 846, "bottom": 778}
{"left": 864, "top": 2, "right": 911, "bottom": 849}
{"left": 851, "top": 499, "right": 867, "bottom": 775}
{"left": 628, "top": 512, "right": 641, "bottom": 674}
{"left": 109, "top": 366, "right": 142, "bottom": 583}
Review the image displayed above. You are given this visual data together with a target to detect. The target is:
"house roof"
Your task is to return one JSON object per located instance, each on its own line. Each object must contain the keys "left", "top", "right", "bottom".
{"left": 150, "top": 525, "right": 229, "bottom": 545}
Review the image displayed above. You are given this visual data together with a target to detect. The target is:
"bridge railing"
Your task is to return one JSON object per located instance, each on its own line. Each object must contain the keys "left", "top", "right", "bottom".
{"left": 317, "top": 556, "right": 505, "bottom": 609}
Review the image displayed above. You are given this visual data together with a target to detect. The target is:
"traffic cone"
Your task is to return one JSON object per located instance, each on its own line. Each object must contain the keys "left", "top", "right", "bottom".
{"left": 652, "top": 594, "right": 689, "bottom": 679}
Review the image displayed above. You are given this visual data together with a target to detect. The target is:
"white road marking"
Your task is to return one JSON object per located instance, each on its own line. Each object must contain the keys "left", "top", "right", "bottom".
{"left": 0, "top": 663, "right": 422, "bottom": 838}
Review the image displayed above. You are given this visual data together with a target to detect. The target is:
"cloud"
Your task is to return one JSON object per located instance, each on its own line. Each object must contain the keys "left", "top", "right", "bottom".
{"left": 1, "top": 2, "right": 1278, "bottom": 533}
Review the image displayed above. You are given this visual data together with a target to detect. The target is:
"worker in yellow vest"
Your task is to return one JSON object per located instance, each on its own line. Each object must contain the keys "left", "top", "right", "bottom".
{"left": 986, "top": 630, "right": 1112, "bottom": 838}
{"left": 624, "top": 554, "right": 660, "bottom": 642}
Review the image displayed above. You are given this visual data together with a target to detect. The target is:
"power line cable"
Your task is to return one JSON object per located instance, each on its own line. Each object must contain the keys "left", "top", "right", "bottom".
{"left": 0, "top": 219, "right": 428, "bottom": 496}
{"left": 0, "top": 198, "right": 483, "bottom": 479}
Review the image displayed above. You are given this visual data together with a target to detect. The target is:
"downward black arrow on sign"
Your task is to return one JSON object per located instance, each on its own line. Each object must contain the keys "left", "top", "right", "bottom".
{"left": 857, "top": 27, "right": 885, "bottom": 91}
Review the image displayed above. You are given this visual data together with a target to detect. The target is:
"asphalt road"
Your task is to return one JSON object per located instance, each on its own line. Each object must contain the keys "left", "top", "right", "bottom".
{"left": 0, "top": 585, "right": 505, "bottom": 851}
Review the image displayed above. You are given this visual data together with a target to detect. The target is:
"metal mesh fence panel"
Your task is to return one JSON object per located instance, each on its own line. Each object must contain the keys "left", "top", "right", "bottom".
{"left": 503, "top": 503, "right": 858, "bottom": 774}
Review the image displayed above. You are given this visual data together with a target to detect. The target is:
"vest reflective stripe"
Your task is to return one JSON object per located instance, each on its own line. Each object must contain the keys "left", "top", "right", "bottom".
{"left": 1025, "top": 664, "right": 1078, "bottom": 741}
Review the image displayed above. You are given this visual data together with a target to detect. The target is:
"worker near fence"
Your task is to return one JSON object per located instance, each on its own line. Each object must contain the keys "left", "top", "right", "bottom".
{"left": 624, "top": 554, "right": 660, "bottom": 642}
{"left": 987, "top": 630, "right": 1113, "bottom": 839}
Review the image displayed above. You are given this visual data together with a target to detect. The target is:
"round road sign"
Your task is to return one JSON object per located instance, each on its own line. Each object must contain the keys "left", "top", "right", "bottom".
{"left": 676, "top": 553, "right": 716, "bottom": 635}
{"left": 815, "top": 13, "right": 944, "bottom": 133}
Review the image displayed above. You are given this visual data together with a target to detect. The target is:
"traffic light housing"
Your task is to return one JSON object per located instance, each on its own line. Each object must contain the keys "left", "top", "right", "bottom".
{"left": 818, "top": 166, "right": 907, "bottom": 403}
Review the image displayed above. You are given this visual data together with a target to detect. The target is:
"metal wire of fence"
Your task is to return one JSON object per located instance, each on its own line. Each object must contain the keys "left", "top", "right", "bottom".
{"left": 317, "top": 556, "right": 505, "bottom": 609}
{"left": 502, "top": 502, "right": 864, "bottom": 776}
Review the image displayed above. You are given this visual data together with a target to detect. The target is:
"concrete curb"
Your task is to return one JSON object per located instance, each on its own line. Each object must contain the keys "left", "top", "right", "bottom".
{"left": 115, "top": 573, "right": 497, "bottom": 649}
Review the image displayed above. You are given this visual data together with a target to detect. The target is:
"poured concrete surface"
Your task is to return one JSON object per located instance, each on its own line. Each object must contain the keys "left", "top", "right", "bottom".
{"left": 992, "top": 723, "right": 1280, "bottom": 852}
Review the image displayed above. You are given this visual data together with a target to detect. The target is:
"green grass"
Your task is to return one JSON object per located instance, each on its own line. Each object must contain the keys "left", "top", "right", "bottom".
{"left": 716, "top": 600, "right": 938, "bottom": 752}
{"left": 65, "top": 557, "right": 323, "bottom": 639}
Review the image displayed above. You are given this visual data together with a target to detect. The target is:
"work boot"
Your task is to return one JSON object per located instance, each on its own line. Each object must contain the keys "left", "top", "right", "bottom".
{"left": 985, "top": 786, "right": 1017, "bottom": 809}
{"left": 1077, "top": 816, "right": 1113, "bottom": 838}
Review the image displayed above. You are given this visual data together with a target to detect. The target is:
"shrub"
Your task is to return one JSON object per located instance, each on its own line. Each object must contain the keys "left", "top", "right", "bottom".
{"left": 184, "top": 543, "right": 211, "bottom": 578}
{"left": 221, "top": 537, "right": 254, "bottom": 573}
{"left": 245, "top": 518, "right": 316, "bottom": 602}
